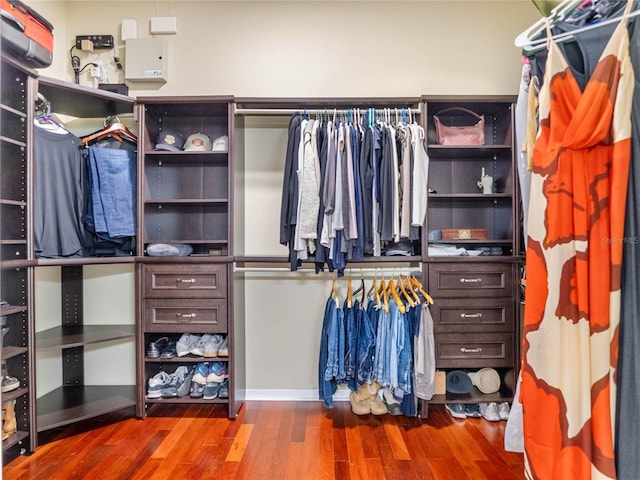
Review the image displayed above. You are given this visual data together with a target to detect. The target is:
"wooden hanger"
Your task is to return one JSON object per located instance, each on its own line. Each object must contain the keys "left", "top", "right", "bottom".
{"left": 353, "top": 278, "right": 365, "bottom": 306}
{"left": 387, "top": 279, "right": 406, "bottom": 314}
{"left": 398, "top": 275, "right": 416, "bottom": 308}
{"left": 410, "top": 276, "right": 434, "bottom": 305}
{"left": 331, "top": 278, "right": 339, "bottom": 307}
{"left": 400, "top": 274, "right": 420, "bottom": 305}
{"left": 347, "top": 278, "right": 353, "bottom": 309}
{"left": 367, "top": 275, "right": 382, "bottom": 310}
{"left": 378, "top": 279, "right": 389, "bottom": 313}
{"left": 82, "top": 121, "right": 137, "bottom": 145}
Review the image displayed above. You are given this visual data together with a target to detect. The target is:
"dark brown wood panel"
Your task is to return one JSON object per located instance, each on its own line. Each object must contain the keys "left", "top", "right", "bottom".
{"left": 435, "top": 333, "right": 514, "bottom": 367}
{"left": 431, "top": 297, "right": 514, "bottom": 333}
{"left": 143, "top": 298, "right": 228, "bottom": 332}
{"left": 143, "top": 263, "right": 227, "bottom": 298}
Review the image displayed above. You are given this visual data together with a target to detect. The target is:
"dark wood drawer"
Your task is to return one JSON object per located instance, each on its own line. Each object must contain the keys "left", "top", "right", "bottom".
{"left": 431, "top": 298, "right": 514, "bottom": 333}
{"left": 142, "top": 263, "right": 227, "bottom": 299}
{"left": 428, "top": 263, "right": 514, "bottom": 298}
{"left": 435, "top": 333, "right": 513, "bottom": 368}
{"left": 144, "top": 298, "right": 228, "bottom": 332}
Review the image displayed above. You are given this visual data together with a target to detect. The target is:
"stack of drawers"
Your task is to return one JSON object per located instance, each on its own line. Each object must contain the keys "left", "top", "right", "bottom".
{"left": 424, "top": 261, "right": 520, "bottom": 406}
{"left": 139, "top": 262, "right": 234, "bottom": 411}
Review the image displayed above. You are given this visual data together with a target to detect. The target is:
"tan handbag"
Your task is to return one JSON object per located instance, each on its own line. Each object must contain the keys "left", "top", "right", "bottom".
{"left": 433, "top": 107, "right": 485, "bottom": 145}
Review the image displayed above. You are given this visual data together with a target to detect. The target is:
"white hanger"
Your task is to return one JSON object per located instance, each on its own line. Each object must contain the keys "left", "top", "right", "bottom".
{"left": 515, "top": 0, "right": 639, "bottom": 50}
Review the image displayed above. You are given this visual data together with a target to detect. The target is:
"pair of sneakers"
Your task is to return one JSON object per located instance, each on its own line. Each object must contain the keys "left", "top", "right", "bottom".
{"left": 147, "top": 365, "right": 194, "bottom": 398}
{"left": 479, "top": 402, "right": 510, "bottom": 421}
{"left": 190, "top": 362, "right": 228, "bottom": 398}
{"left": 177, "top": 333, "right": 229, "bottom": 358}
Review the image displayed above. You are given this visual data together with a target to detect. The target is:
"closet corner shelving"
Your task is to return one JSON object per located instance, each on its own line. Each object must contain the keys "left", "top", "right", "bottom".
{"left": 419, "top": 95, "right": 522, "bottom": 414}
{"left": 33, "top": 77, "right": 138, "bottom": 435}
{"left": 136, "top": 96, "right": 244, "bottom": 419}
{"left": 1, "top": 53, "right": 37, "bottom": 463}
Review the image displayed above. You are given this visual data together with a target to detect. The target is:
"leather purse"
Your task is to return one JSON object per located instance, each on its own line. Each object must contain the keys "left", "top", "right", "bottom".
{"left": 433, "top": 107, "right": 485, "bottom": 145}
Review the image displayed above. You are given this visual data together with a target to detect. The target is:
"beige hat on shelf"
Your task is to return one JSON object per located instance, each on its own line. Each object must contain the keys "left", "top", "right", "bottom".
{"left": 468, "top": 367, "right": 501, "bottom": 394}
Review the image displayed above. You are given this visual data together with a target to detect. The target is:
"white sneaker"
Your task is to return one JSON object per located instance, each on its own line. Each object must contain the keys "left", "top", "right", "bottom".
{"left": 147, "top": 371, "right": 171, "bottom": 398}
{"left": 217, "top": 336, "right": 229, "bottom": 356}
{"left": 203, "top": 334, "right": 225, "bottom": 357}
{"left": 479, "top": 402, "right": 500, "bottom": 422}
{"left": 190, "top": 334, "right": 213, "bottom": 356}
{"left": 498, "top": 402, "right": 510, "bottom": 421}
{"left": 176, "top": 333, "right": 200, "bottom": 357}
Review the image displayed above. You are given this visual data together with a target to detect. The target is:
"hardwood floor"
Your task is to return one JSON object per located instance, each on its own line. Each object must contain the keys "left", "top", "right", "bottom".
{"left": 3, "top": 402, "right": 525, "bottom": 480}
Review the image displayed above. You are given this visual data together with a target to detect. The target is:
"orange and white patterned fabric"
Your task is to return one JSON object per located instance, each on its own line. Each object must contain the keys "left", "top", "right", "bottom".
{"left": 521, "top": 1, "right": 635, "bottom": 479}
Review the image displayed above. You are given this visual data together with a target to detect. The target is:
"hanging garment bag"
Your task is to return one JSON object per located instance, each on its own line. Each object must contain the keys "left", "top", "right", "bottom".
{"left": 1, "top": 0, "right": 53, "bottom": 68}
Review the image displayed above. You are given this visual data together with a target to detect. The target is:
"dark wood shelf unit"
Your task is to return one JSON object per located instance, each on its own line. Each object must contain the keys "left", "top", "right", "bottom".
{"left": 1, "top": 53, "right": 37, "bottom": 462}
{"left": 36, "top": 385, "right": 136, "bottom": 432}
{"left": 37, "top": 76, "right": 135, "bottom": 118}
{"left": 28, "top": 74, "right": 139, "bottom": 445}
{"left": 137, "top": 96, "right": 244, "bottom": 420}
{"left": 419, "top": 96, "right": 521, "bottom": 416}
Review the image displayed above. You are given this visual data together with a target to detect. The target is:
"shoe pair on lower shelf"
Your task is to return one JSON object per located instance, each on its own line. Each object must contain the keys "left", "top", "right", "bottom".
{"left": 190, "top": 362, "right": 229, "bottom": 399}
{"left": 445, "top": 402, "right": 510, "bottom": 421}
{"left": 147, "top": 365, "right": 194, "bottom": 399}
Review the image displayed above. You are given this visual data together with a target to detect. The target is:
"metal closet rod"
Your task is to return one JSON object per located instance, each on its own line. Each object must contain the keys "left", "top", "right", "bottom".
{"left": 233, "top": 106, "right": 421, "bottom": 116}
{"left": 233, "top": 264, "right": 423, "bottom": 274}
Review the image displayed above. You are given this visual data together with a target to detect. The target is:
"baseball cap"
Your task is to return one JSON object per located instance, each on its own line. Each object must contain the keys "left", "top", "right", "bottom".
{"left": 212, "top": 134, "right": 228, "bottom": 152}
{"left": 446, "top": 370, "right": 473, "bottom": 394}
{"left": 155, "top": 128, "right": 184, "bottom": 151}
{"left": 184, "top": 133, "right": 213, "bottom": 151}
{"left": 468, "top": 367, "right": 501, "bottom": 394}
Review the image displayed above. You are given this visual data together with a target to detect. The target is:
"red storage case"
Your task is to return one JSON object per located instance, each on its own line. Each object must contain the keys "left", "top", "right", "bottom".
{"left": 1, "top": 0, "right": 53, "bottom": 68}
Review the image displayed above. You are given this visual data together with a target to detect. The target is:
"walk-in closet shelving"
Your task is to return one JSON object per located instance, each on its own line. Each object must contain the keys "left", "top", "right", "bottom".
{"left": 33, "top": 77, "right": 138, "bottom": 434}
{"left": 136, "top": 96, "right": 244, "bottom": 419}
{"left": 1, "top": 53, "right": 37, "bottom": 462}
{"left": 420, "top": 96, "right": 522, "bottom": 413}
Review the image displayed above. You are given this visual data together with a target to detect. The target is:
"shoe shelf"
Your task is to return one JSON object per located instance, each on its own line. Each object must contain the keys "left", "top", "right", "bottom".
{"left": 35, "top": 265, "right": 137, "bottom": 433}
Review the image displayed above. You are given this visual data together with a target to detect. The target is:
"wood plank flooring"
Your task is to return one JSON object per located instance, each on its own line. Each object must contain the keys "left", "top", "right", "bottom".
{"left": 3, "top": 402, "right": 525, "bottom": 480}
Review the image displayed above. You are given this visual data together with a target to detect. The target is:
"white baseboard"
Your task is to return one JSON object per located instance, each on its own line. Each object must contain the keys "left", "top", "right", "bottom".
{"left": 245, "top": 387, "right": 350, "bottom": 402}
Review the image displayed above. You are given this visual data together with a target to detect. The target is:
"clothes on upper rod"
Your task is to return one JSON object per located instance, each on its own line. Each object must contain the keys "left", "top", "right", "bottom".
{"left": 33, "top": 113, "right": 138, "bottom": 258}
{"left": 280, "top": 111, "right": 429, "bottom": 275}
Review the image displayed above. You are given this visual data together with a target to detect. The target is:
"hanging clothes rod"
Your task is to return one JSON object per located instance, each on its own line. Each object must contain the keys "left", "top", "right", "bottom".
{"left": 234, "top": 106, "right": 421, "bottom": 116}
{"left": 233, "top": 264, "right": 423, "bottom": 274}
{"left": 516, "top": 7, "right": 640, "bottom": 49}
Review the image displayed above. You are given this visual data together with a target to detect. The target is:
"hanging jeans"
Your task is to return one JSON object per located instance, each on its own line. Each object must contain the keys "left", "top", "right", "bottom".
{"left": 318, "top": 296, "right": 342, "bottom": 408}
{"left": 87, "top": 145, "right": 136, "bottom": 238}
{"left": 356, "top": 302, "right": 376, "bottom": 385}
{"left": 344, "top": 299, "right": 358, "bottom": 392}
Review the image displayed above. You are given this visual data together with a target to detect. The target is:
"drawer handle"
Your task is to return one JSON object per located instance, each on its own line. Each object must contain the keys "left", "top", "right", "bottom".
{"left": 460, "top": 347, "right": 483, "bottom": 353}
{"left": 460, "top": 277, "right": 482, "bottom": 283}
{"left": 176, "top": 313, "right": 197, "bottom": 320}
{"left": 176, "top": 278, "right": 196, "bottom": 284}
{"left": 461, "top": 313, "right": 482, "bottom": 318}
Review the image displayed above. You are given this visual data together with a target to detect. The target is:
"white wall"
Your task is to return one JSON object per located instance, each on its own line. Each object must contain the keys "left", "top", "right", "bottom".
{"left": 30, "top": 1, "right": 540, "bottom": 397}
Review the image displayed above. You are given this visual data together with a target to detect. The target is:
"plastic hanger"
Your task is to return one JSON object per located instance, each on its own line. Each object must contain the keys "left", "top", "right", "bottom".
{"left": 515, "top": 0, "right": 639, "bottom": 50}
